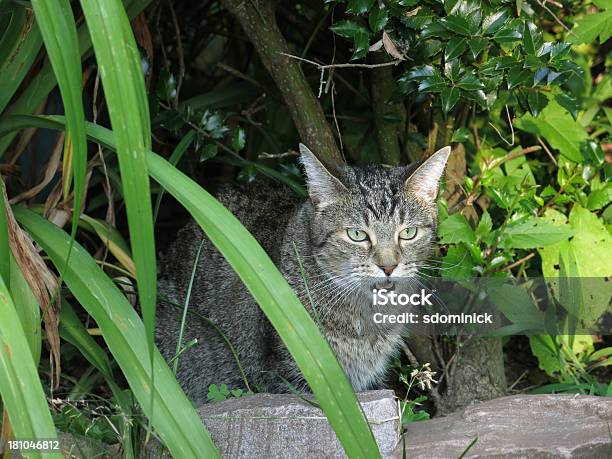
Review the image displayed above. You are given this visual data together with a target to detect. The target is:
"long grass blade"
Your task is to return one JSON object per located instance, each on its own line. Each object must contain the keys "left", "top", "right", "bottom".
{"left": 0, "top": 114, "right": 381, "bottom": 458}
{"left": 0, "top": 4, "right": 43, "bottom": 114}
{"left": 0, "top": 181, "right": 9, "bottom": 283}
{"left": 30, "top": 0, "right": 88, "bottom": 271}
{"left": 78, "top": 0, "right": 157, "bottom": 366}
{"left": 0, "top": 275, "right": 60, "bottom": 459}
{"left": 9, "top": 253, "right": 41, "bottom": 363}
{"left": 0, "top": 0, "right": 151, "bottom": 159}
{"left": 14, "top": 206, "right": 220, "bottom": 458}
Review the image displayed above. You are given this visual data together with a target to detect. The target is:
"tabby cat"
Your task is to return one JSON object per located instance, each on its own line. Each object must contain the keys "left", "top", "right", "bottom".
{"left": 156, "top": 144, "right": 451, "bottom": 404}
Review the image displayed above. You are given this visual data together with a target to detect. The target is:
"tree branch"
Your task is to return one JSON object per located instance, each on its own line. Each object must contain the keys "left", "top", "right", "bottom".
{"left": 220, "top": 0, "right": 344, "bottom": 165}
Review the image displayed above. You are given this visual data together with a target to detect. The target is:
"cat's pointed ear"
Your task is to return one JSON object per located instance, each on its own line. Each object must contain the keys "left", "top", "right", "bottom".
{"left": 299, "top": 143, "right": 346, "bottom": 209}
{"left": 404, "top": 146, "right": 452, "bottom": 201}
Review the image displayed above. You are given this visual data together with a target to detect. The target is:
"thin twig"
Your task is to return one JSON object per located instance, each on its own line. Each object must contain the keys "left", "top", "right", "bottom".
{"left": 279, "top": 52, "right": 402, "bottom": 70}
{"left": 501, "top": 252, "right": 535, "bottom": 272}
{"left": 537, "top": 136, "right": 558, "bottom": 166}
{"left": 537, "top": 0, "right": 571, "bottom": 33}
{"left": 167, "top": 0, "right": 185, "bottom": 108}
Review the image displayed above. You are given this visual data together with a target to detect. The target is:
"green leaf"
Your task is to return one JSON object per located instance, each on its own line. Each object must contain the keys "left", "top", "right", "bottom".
{"left": 467, "top": 37, "right": 487, "bottom": 58}
{"left": 330, "top": 20, "right": 367, "bottom": 38}
{"left": 0, "top": 182, "right": 8, "bottom": 284}
{"left": 587, "top": 184, "right": 612, "bottom": 211}
{"left": 499, "top": 217, "right": 574, "bottom": 249}
{"left": 0, "top": 0, "right": 152, "bottom": 159}
{"left": 538, "top": 206, "right": 612, "bottom": 324}
{"left": 15, "top": 207, "right": 220, "bottom": 458}
{"left": 441, "top": 87, "right": 461, "bottom": 114}
{"left": 456, "top": 73, "right": 484, "bottom": 91}
{"left": 449, "top": 0, "right": 482, "bottom": 33}
{"left": 515, "top": 100, "right": 589, "bottom": 162}
{"left": 59, "top": 300, "right": 114, "bottom": 380}
{"left": 451, "top": 127, "right": 471, "bottom": 143}
{"left": 0, "top": 5, "right": 43, "bottom": 114}
{"left": 568, "top": 6, "right": 612, "bottom": 44}
{"left": 230, "top": 126, "right": 246, "bottom": 151}
{"left": 9, "top": 254, "right": 41, "bottom": 363}
{"left": 445, "top": 37, "right": 467, "bottom": 61}
{"left": 418, "top": 73, "right": 446, "bottom": 93}
{"left": 493, "top": 19, "right": 522, "bottom": 43}
{"left": 346, "top": 0, "right": 375, "bottom": 14}
{"left": 351, "top": 28, "right": 371, "bottom": 60}
{"left": 475, "top": 210, "right": 493, "bottom": 243}
{"left": 554, "top": 87, "right": 587, "bottom": 122}
{"left": 31, "top": 0, "right": 88, "bottom": 274}
{"left": 529, "top": 335, "right": 563, "bottom": 376}
{"left": 507, "top": 64, "right": 532, "bottom": 89}
{"left": 438, "top": 213, "right": 475, "bottom": 244}
{"left": 441, "top": 244, "right": 474, "bottom": 279}
{"left": 79, "top": 0, "right": 157, "bottom": 354}
{"left": 522, "top": 21, "right": 541, "bottom": 55}
{"left": 439, "top": 16, "right": 472, "bottom": 36}
{"left": 481, "top": 8, "right": 511, "bottom": 35}
{"left": 527, "top": 91, "right": 548, "bottom": 116}
{"left": 0, "top": 275, "right": 60, "bottom": 459}
{"left": 368, "top": 5, "right": 388, "bottom": 32}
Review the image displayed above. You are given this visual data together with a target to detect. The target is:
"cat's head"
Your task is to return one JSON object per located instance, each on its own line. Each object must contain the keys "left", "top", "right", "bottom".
{"left": 299, "top": 143, "right": 451, "bottom": 289}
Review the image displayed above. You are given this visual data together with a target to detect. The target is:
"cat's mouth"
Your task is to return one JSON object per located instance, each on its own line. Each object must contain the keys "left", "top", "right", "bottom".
{"left": 374, "top": 279, "right": 395, "bottom": 290}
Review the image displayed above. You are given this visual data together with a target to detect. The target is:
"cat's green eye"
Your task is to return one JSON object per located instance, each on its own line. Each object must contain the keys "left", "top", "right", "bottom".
{"left": 399, "top": 227, "right": 418, "bottom": 241}
{"left": 347, "top": 228, "right": 369, "bottom": 242}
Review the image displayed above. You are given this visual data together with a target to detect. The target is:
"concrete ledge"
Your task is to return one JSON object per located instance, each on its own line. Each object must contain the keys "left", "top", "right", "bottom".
{"left": 198, "top": 390, "right": 399, "bottom": 458}
{"left": 398, "top": 394, "right": 612, "bottom": 458}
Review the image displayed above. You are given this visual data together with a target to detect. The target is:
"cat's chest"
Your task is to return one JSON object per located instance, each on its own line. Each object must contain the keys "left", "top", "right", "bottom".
{"left": 327, "top": 332, "right": 402, "bottom": 391}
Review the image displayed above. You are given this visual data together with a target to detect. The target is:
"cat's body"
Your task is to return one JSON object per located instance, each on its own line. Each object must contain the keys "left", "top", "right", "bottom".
{"left": 156, "top": 145, "right": 450, "bottom": 405}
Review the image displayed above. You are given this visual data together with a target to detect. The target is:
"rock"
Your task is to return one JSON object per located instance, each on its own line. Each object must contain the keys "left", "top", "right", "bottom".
{"left": 197, "top": 390, "right": 399, "bottom": 458}
{"left": 397, "top": 394, "right": 612, "bottom": 458}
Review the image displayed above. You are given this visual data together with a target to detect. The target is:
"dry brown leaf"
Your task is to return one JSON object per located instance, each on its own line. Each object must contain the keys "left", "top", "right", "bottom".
{"left": 1, "top": 183, "right": 61, "bottom": 388}
{"left": 9, "top": 132, "right": 64, "bottom": 205}
{"left": 382, "top": 31, "right": 405, "bottom": 61}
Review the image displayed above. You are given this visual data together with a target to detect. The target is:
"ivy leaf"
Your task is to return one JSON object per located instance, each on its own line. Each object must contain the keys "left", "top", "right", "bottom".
{"left": 351, "top": 28, "right": 371, "bottom": 60}
{"left": 568, "top": 4, "right": 612, "bottom": 44}
{"left": 507, "top": 64, "right": 532, "bottom": 89}
{"left": 456, "top": 73, "right": 484, "bottom": 91}
{"left": 418, "top": 73, "right": 446, "bottom": 92}
{"left": 494, "top": 19, "right": 523, "bottom": 43}
{"left": 368, "top": 5, "right": 389, "bottom": 32}
{"left": 527, "top": 91, "right": 548, "bottom": 116}
{"left": 515, "top": 100, "right": 589, "bottom": 162}
{"left": 481, "top": 8, "right": 511, "bottom": 35}
{"left": 554, "top": 93, "right": 580, "bottom": 120}
{"left": 405, "top": 65, "right": 437, "bottom": 80}
{"left": 449, "top": 0, "right": 482, "bottom": 33}
{"left": 438, "top": 214, "right": 476, "bottom": 244}
{"left": 231, "top": 126, "right": 246, "bottom": 151}
{"left": 467, "top": 37, "right": 488, "bottom": 58}
{"left": 439, "top": 16, "right": 472, "bottom": 36}
{"left": 330, "top": 20, "right": 367, "bottom": 38}
{"left": 441, "top": 87, "right": 461, "bottom": 114}
{"left": 346, "top": 0, "right": 375, "bottom": 14}
{"left": 445, "top": 37, "right": 468, "bottom": 61}
{"left": 522, "top": 21, "right": 542, "bottom": 55}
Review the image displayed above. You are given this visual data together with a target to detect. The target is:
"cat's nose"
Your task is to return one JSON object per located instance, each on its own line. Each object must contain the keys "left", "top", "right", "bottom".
{"left": 378, "top": 264, "right": 397, "bottom": 276}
